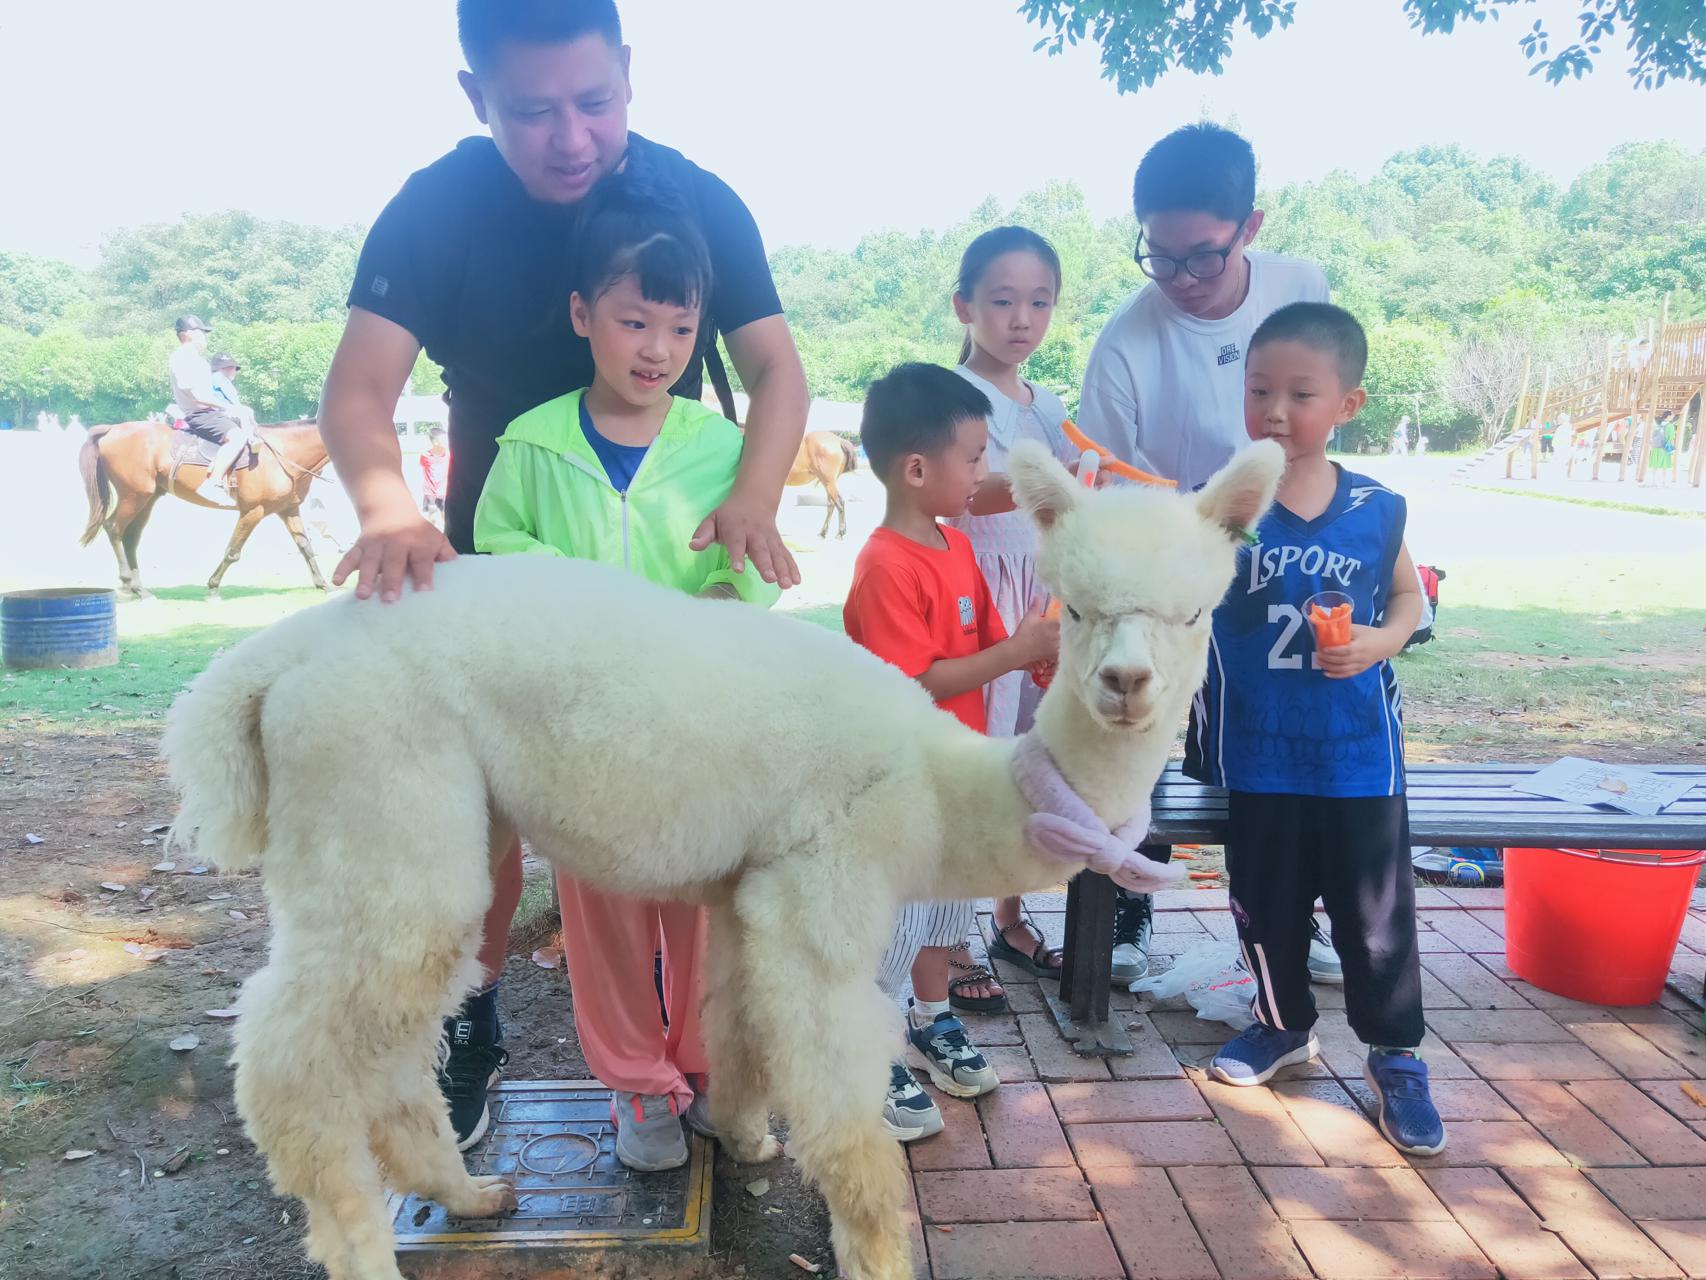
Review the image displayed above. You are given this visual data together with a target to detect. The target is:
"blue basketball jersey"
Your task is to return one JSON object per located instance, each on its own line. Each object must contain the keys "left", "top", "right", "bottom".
{"left": 1185, "top": 466, "right": 1407, "bottom": 797}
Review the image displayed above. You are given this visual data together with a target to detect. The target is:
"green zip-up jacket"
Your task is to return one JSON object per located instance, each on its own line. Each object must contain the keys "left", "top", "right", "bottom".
{"left": 472, "top": 390, "right": 780, "bottom": 607}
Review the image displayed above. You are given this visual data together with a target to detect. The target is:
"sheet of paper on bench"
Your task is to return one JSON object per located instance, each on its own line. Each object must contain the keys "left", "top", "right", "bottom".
{"left": 1513, "top": 757, "right": 1693, "bottom": 818}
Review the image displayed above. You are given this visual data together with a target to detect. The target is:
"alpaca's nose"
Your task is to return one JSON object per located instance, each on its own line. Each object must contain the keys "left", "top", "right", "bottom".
{"left": 1100, "top": 664, "right": 1152, "bottom": 698}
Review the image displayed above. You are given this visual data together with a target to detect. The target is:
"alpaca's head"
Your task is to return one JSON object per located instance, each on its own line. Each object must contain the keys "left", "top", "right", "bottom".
{"left": 1010, "top": 441, "right": 1284, "bottom": 732}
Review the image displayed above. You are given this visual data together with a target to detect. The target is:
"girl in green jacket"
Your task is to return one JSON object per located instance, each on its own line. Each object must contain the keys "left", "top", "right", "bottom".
{"left": 473, "top": 182, "right": 778, "bottom": 1173}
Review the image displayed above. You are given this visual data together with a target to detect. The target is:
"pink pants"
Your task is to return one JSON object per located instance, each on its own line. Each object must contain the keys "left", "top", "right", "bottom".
{"left": 555, "top": 872, "right": 709, "bottom": 1110}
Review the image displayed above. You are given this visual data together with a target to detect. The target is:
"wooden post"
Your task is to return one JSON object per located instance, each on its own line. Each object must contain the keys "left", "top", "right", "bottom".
{"left": 1590, "top": 338, "right": 1614, "bottom": 482}
{"left": 1505, "top": 354, "right": 1532, "bottom": 479}
{"left": 1529, "top": 365, "right": 1551, "bottom": 480}
{"left": 1635, "top": 302, "right": 1668, "bottom": 485}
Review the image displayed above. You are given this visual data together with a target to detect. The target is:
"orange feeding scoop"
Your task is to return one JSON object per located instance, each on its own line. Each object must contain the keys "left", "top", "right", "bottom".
{"left": 1060, "top": 420, "right": 1176, "bottom": 489}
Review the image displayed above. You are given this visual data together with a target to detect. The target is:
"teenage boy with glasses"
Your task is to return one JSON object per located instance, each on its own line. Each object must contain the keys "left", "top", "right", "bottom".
{"left": 1076, "top": 123, "right": 1336, "bottom": 990}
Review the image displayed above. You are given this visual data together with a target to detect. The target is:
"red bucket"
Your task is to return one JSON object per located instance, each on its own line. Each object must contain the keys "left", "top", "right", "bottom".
{"left": 1505, "top": 845, "right": 1705, "bottom": 1006}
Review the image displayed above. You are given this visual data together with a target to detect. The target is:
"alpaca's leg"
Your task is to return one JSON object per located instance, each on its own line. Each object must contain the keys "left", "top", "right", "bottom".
{"left": 701, "top": 896, "right": 780, "bottom": 1163}
{"left": 371, "top": 1075, "right": 517, "bottom": 1218}
{"left": 735, "top": 870, "right": 912, "bottom": 1280}
{"left": 237, "top": 964, "right": 409, "bottom": 1280}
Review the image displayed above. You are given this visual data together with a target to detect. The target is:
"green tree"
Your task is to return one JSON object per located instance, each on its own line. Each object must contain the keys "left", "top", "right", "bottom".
{"left": 0, "top": 252, "right": 90, "bottom": 334}
{"left": 1017, "top": 0, "right": 1705, "bottom": 90}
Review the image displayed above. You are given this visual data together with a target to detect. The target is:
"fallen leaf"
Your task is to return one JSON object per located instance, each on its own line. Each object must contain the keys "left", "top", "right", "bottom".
{"left": 138, "top": 887, "right": 156, "bottom": 903}
{"left": 205, "top": 892, "right": 232, "bottom": 902}
{"left": 24, "top": 834, "right": 44, "bottom": 846}
{"left": 140, "top": 838, "right": 156, "bottom": 846}
{"left": 227, "top": 910, "right": 247, "bottom": 921}
{"left": 531, "top": 947, "right": 563, "bottom": 970}
{"left": 788, "top": 1255, "right": 821, "bottom": 1274}
{"left": 152, "top": 862, "right": 175, "bottom": 873}
{"left": 160, "top": 1149, "right": 190, "bottom": 1175}
{"left": 205, "top": 1008, "right": 240, "bottom": 1020}
{"left": 188, "top": 867, "right": 208, "bottom": 875}
{"left": 100, "top": 882, "right": 127, "bottom": 893}
{"left": 63, "top": 1150, "right": 95, "bottom": 1161}
{"left": 745, "top": 1178, "right": 770, "bottom": 1197}
{"left": 169, "top": 1034, "right": 200, "bottom": 1052}
{"left": 1681, "top": 1081, "right": 1706, "bottom": 1110}
{"left": 147, "top": 824, "right": 170, "bottom": 835}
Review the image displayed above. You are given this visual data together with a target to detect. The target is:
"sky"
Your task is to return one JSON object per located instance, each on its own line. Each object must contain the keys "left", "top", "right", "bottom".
{"left": 5, "top": 0, "right": 1704, "bottom": 266}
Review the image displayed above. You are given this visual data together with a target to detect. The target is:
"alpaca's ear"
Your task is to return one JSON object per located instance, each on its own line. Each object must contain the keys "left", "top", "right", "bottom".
{"left": 1196, "top": 440, "right": 1283, "bottom": 543}
{"left": 1010, "top": 441, "right": 1080, "bottom": 530}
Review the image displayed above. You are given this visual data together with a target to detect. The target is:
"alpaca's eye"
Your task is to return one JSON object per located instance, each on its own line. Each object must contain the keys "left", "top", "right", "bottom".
{"left": 1066, "top": 605, "right": 1081, "bottom": 623}
{"left": 1187, "top": 609, "right": 1203, "bottom": 626}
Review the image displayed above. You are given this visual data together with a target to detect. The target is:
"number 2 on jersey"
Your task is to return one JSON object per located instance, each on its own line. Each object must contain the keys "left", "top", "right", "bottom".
{"left": 1266, "top": 604, "right": 1321, "bottom": 671}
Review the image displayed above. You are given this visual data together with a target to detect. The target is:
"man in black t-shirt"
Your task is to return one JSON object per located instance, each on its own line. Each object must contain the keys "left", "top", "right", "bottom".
{"left": 319, "top": 0, "right": 807, "bottom": 1148}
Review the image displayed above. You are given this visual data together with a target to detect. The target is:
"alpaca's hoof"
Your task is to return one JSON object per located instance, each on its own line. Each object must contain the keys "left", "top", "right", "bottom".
{"left": 449, "top": 1175, "right": 517, "bottom": 1218}
{"left": 731, "top": 1133, "right": 783, "bottom": 1164}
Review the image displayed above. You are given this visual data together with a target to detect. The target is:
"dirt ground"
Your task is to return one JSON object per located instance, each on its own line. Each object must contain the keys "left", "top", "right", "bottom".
{"left": 0, "top": 728, "right": 838, "bottom": 1280}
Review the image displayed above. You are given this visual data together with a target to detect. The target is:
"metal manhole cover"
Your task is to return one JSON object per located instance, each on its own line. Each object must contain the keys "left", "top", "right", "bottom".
{"left": 390, "top": 1079, "right": 711, "bottom": 1273}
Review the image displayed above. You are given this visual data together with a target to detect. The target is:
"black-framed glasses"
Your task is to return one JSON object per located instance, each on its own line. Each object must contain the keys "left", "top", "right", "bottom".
{"left": 1134, "top": 219, "right": 1247, "bottom": 282}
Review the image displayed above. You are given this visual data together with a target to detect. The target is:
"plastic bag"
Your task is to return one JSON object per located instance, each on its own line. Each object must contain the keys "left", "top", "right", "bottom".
{"left": 1130, "top": 941, "right": 1254, "bottom": 1029}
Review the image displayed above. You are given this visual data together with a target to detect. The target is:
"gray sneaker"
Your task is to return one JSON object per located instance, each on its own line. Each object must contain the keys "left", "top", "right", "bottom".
{"left": 683, "top": 1091, "right": 717, "bottom": 1140}
{"left": 612, "top": 1091, "right": 689, "bottom": 1171}
{"left": 1111, "top": 892, "right": 1153, "bottom": 985}
{"left": 1308, "top": 919, "right": 1344, "bottom": 985}
{"left": 882, "top": 1061, "right": 943, "bottom": 1142}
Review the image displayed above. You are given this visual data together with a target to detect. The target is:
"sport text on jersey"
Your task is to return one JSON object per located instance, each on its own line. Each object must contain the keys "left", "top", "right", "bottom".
{"left": 1247, "top": 543, "right": 1363, "bottom": 593}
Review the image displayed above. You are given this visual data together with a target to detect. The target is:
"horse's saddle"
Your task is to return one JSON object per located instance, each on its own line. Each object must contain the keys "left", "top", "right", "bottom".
{"left": 169, "top": 430, "right": 259, "bottom": 474}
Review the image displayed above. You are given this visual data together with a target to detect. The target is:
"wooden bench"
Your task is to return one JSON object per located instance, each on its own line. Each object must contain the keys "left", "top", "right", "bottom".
{"left": 1049, "top": 762, "right": 1706, "bottom": 1054}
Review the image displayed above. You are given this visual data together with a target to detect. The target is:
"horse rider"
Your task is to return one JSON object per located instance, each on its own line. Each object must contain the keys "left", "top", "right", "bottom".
{"left": 210, "top": 352, "right": 259, "bottom": 431}
{"left": 169, "top": 315, "right": 252, "bottom": 504}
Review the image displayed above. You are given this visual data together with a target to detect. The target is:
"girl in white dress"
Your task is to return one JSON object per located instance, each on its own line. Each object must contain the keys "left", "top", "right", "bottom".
{"left": 953, "top": 227, "right": 1080, "bottom": 987}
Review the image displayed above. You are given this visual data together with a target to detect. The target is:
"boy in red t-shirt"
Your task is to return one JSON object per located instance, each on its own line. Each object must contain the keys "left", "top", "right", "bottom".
{"left": 419, "top": 427, "right": 450, "bottom": 528}
{"left": 844, "top": 363, "right": 1059, "bottom": 1141}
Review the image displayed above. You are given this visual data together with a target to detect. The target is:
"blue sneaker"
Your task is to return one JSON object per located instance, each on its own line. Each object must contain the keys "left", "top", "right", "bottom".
{"left": 1210, "top": 1023, "right": 1320, "bottom": 1086}
{"left": 1364, "top": 1050, "right": 1446, "bottom": 1156}
{"left": 905, "top": 1007, "right": 1000, "bottom": 1098}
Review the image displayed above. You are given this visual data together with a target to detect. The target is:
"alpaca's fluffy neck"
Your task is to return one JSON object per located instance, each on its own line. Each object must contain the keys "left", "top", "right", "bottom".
{"left": 925, "top": 682, "right": 1189, "bottom": 903}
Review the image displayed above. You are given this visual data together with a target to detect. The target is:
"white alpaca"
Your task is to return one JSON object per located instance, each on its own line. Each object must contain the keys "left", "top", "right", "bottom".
{"left": 163, "top": 442, "right": 1281, "bottom": 1280}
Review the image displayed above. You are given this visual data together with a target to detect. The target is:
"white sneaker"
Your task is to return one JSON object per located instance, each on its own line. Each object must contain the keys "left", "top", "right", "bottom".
{"left": 195, "top": 479, "right": 234, "bottom": 506}
{"left": 882, "top": 1061, "right": 943, "bottom": 1142}
{"left": 1308, "top": 920, "right": 1344, "bottom": 985}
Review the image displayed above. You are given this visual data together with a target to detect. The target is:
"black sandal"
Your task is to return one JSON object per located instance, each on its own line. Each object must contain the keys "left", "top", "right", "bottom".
{"left": 946, "top": 948, "right": 1008, "bottom": 1014}
{"left": 987, "top": 915, "right": 1064, "bottom": 978}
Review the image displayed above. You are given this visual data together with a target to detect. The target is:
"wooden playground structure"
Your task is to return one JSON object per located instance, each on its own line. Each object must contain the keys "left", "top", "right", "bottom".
{"left": 1504, "top": 296, "right": 1706, "bottom": 488}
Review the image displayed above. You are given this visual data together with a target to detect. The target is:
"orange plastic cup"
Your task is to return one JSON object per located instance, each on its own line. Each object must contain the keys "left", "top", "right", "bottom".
{"left": 1304, "top": 591, "right": 1353, "bottom": 650}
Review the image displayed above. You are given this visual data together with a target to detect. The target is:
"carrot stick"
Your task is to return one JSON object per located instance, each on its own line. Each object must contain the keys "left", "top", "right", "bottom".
{"left": 1060, "top": 420, "right": 1177, "bottom": 488}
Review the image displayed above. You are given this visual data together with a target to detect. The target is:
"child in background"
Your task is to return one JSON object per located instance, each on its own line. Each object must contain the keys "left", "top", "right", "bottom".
{"left": 949, "top": 227, "right": 1104, "bottom": 986}
{"left": 421, "top": 427, "right": 451, "bottom": 528}
{"left": 1183, "top": 302, "right": 1442, "bottom": 1156}
{"left": 474, "top": 180, "right": 778, "bottom": 1171}
{"left": 845, "top": 362, "right": 1059, "bottom": 1139}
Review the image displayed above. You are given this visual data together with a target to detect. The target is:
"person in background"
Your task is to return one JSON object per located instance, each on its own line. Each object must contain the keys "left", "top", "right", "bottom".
{"left": 1074, "top": 123, "right": 1338, "bottom": 985}
{"left": 169, "top": 316, "right": 250, "bottom": 505}
{"left": 420, "top": 426, "right": 451, "bottom": 527}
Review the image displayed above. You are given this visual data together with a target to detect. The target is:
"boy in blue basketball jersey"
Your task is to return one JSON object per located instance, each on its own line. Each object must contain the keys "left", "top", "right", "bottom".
{"left": 1184, "top": 303, "right": 1444, "bottom": 1156}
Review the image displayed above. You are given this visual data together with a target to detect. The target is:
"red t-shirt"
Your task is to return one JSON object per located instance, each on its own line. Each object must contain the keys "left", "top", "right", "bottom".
{"left": 843, "top": 524, "right": 1007, "bottom": 733}
{"left": 420, "top": 448, "right": 450, "bottom": 500}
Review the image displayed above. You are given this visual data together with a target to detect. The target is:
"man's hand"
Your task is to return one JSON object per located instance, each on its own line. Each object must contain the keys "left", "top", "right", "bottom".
{"left": 332, "top": 509, "right": 456, "bottom": 603}
{"left": 1318, "top": 625, "right": 1388, "bottom": 680}
{"left": 689, "top": 491, "right": 800, "bottom": 590}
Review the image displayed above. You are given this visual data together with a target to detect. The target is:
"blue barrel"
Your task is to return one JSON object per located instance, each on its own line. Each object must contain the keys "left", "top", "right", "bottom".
{"left": 2, "top": 588, "right": 119, "bottom": 670}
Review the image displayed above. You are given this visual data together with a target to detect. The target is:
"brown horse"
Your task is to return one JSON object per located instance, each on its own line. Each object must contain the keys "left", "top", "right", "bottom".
{"left": 785, "top": 430, "right": 859, "bottom": 539}
{"left": 77, "top": 419, "right": 333, "bottom": 600}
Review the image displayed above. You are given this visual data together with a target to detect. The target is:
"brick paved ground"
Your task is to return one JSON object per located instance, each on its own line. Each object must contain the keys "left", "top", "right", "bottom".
{"left": 899, "top": 887, "right": 1706, "bottom": 1280}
